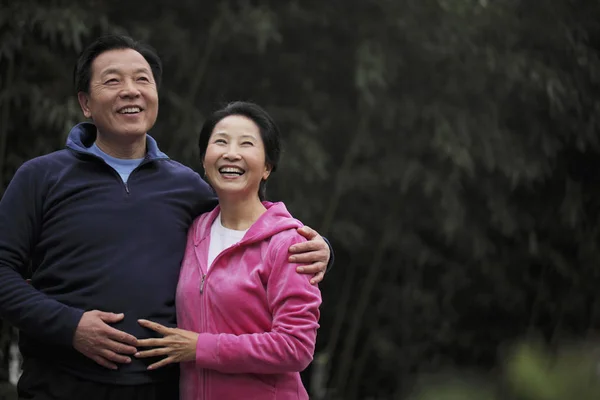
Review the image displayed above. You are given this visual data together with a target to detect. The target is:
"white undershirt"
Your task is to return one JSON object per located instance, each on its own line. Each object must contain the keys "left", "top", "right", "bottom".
{"left": 207, "top": 213, "right": 248, "bottom": 270}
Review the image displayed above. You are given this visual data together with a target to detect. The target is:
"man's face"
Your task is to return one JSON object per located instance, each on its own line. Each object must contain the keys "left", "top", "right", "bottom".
{"left": 77, "top": 48, "right": 159, "bottom": 141}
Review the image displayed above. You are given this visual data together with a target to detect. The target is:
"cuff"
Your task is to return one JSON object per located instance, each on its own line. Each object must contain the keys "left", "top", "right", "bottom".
{"left": 195, "top": 333, "right": 220, "bottom": 368}
{"left": 323, "top": 236, "right": 335, "bottom": 271}
{"left": 58, "top": 306, "right": 86, "bottom": 348}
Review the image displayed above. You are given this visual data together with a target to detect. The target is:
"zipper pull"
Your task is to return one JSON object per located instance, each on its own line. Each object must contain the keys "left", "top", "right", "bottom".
{"left": 200, "top": 274, "right": 206, "bottom": 293}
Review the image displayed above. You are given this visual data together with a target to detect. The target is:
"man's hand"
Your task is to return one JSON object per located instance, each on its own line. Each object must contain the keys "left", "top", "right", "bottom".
{"left": 289, "top": 226, "right": 330, "bottom": 285}
{"left": 135, "top": 319, "right": 198, "bottom": 370}
{"left": 73, "top": 310, "right": 138, "bottom": 370}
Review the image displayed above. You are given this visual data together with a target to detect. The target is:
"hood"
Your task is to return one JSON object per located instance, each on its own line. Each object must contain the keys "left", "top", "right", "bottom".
{"left": 194, "top": 201, "right": 303, "bottom": 246}
{"left": 65, "top": 122, "right": 169, "bottom": 161}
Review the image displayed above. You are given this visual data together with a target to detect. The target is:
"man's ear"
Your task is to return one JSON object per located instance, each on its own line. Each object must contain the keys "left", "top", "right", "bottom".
{"left": 77, "top": 92, "right": 92, "bottom": 118}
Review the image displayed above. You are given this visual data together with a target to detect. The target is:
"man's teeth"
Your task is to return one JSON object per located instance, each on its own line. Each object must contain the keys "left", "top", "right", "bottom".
{"left": 219, "top": 167, "right": 244, "bottom": 175}
{"left": 119, "top": 107, "right": 141, "bottom": 114}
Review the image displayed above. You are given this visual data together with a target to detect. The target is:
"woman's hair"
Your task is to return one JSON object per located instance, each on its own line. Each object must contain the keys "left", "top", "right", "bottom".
{"left": 198, "top": 101, "right": 282, "bottom": 200}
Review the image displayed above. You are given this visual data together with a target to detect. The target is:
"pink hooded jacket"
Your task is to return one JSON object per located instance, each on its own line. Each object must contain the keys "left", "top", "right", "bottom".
{"left": 176, "top": 202, "right": 322, "bottom": 400}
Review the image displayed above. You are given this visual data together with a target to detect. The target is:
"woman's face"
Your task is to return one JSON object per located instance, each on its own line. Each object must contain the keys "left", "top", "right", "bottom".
{"left": 203, "top": 115, "right": 271, "bottom": 200}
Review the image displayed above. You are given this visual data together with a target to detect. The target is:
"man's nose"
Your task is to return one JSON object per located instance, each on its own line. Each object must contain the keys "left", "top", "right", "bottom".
{"left": 119, "top": 78, "right": 141, "bottom": 98}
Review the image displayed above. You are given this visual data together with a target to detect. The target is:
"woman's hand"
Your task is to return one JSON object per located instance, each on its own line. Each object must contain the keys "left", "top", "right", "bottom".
{"left": 134, "top": 319, "right": 198, "bottom": 370}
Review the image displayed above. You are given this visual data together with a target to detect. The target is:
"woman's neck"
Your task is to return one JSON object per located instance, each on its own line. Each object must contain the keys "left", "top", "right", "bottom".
{"left": 218, "top": 195, "right": 266, "bottom": 231}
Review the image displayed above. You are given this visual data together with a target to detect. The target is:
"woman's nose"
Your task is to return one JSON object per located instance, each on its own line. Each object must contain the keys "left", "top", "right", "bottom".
{"left": 222, "top": 149, "right": 241, "bottom": 160}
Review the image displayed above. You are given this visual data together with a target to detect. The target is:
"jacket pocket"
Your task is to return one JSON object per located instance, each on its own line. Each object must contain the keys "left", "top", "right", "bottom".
{"left": 251, "top": 373, "right": 277, "bottom": 393}
{"left": 211, "top": 371, "right": 277, "bottom": 399}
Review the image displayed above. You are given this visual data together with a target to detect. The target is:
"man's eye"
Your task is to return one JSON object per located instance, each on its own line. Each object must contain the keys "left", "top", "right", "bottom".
{"left": 137, "top": 76, "right": 150, "bottom": 82}
{"left": 105, "top": 79, "right": 118, "bottom": 84}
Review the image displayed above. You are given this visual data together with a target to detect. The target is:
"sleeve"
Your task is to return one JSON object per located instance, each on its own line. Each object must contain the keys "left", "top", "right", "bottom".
{"left": 191, "top": 172, "right": 219, "bottom": 215}
{"left": 0, "top": 161, "right": 84, "bottom": 347}
{"left": 194, "top": 233, "right": 322, "bottom": 373}
{"left": 323, "top": 236, "right": 335, "bottom": 271}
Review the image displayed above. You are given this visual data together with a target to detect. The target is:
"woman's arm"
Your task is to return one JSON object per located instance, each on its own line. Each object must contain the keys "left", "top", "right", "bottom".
{"left": 196, "top": 233, "right": 321, "bottom": 373}
{"left": 135, "top": 233, "right": 322, "bottom": 374}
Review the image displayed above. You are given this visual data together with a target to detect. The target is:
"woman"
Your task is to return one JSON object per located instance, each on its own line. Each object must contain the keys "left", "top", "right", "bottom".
{"left": 135, "top": 102, "right": 322, "bottom": 399}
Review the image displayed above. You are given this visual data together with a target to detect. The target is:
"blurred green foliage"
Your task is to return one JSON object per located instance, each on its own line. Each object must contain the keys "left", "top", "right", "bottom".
{"left": 411, "top": 341, "right": 600, "bottom": 400}
{"left": 1, "top": 0, "right": 600, "bottom": 398}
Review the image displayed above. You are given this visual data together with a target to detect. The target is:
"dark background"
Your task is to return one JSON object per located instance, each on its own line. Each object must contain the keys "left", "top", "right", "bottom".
{"left": 2, "top": 0, "right": 600, "bottom": 399}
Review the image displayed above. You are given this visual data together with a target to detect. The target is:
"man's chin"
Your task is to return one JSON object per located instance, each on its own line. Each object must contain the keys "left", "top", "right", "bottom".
{"left": 116, "top": 124, "right": 151, "bottom": 137}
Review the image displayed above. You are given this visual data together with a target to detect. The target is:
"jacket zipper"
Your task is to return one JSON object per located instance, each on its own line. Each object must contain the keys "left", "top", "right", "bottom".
{"left": 123, "top": 157, "right": 156, "bottom": 194}
{"left": 96, "top": 157, "right": 131, "bottom": 194}
{"left": 199, "top": 267, "right": 209, "bottom": 398}
{"left": 199, "top": 274, "right": 206, "bottom": 293}
{"left": 201, "top": 296, "right": 208, "bottom": 400}
{"left": 197, "top": 252, "right": 208, "bottom": 399}
{"left": 198, "top": 242, "right": 241, "bottom": 294}
{"left": 68, "top": 148, "right": 160, "bottom": 195}
{"left": 197, "top": 241, "right": 243, "bottom": 399}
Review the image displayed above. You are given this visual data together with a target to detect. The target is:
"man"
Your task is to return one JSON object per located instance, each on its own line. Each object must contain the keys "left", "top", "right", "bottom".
{"left": 0, "top": 35, "right": 331, "bottom": 399}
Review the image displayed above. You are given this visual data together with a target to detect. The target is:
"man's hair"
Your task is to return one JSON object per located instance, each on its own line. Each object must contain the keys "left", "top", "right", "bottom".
{"left": 198, "top": 101, "right": 282, "bottom": 201}
{"left": 74, "top": 35, "right": 163, "bottom": 93}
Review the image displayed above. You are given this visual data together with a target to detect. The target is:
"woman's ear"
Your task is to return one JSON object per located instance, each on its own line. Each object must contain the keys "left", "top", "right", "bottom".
{"left": 262, "top": 163, "right": 272, "bottom": 181}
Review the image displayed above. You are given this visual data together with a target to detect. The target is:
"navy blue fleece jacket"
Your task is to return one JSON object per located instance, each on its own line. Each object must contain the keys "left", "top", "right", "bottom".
{"left": 0, "top": 123, "right": 216, "bottom": 384}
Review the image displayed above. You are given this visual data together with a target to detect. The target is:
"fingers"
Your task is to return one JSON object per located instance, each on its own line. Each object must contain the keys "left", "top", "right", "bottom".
{"left": 105, "top": 327, "right": 138, "bottom": 347}
{"left": 136, "top": 338, "right": 165, "bottom": 348}
{"left": 138, "top": 319, "right": 170, "bottom": 335}
{"left": 91, "top": 355, "right": 118, "bottom": 370}
{"left": 310, "top": 270, "right": 326, "bottom": 285}
{"left": 296, "top": 262, "right": 327, "bottom": 275}
{"left": 99, "top": 346, "right": 133, "bottom": 364}
{"left": 148, "top": 357, "right": 175, "bottom": 370}
{"left": 288, "top": 243, "right": 326, "bottom": 262}
{"left": 105, "top": 337, "right": 138, "bottom": 355}
{"left": 295, "top": 225, "right": 318, "bottom": 241}
{"left": 91, "top": 345, "right": 134, "bottom": 369}
{"left": 91, "top": 310, "right": 138, "bottom": 346}
{"left": 290, "top": 246, "right": 329, "bottom": 264}
{"left": 74, "top": 311, "right": 150, "bottom": 370}
{"left": 134, "top": 347, "right": 171, "bottom": 359}
{"left": 289, "top": 233, "right": 323, "bottom": 256}
{"left": 96, "top": 311, "right": 125, "bottom": 324}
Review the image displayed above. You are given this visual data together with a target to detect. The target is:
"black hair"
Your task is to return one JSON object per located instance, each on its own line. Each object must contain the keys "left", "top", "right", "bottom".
{"left": 74, "top": 34, "right": 163, "bottom": 93}
{"left": 198, "top": 101, "right": 282, "bottom": 201}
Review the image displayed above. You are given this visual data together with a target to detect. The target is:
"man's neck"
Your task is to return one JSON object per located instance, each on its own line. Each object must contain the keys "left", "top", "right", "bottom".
{"left": 95, "top": 132, "right": 146, "bottom": 159}
{"left": 218, "top": 195, "right": 266, "bottom": 231}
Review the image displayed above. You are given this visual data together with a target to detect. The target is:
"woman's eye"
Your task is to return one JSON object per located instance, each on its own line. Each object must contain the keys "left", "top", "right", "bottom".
{"left": 137, "top": 76, "right": 150, "bottom": 82}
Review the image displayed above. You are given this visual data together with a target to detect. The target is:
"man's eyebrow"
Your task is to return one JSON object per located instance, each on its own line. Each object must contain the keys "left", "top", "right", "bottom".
{"left": 100, "top": 68, "right": 121, "bottom": 77}
{"left": 100, "top": 67, "right": 151, "bottom": 77}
